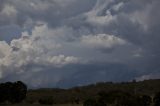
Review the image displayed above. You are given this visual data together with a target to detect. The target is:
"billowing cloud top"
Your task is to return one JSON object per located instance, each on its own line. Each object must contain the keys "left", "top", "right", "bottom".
{"left": 0, "top": 0, "right": 160, "bottom": 88}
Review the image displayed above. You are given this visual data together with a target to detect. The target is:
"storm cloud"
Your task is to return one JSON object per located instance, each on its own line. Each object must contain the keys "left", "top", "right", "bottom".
{"left": 0, "top": 0, "right": 160, "bottom": 88}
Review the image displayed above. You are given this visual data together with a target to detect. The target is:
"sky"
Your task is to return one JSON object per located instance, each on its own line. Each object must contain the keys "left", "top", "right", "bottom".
{"left": 0, "top": 0, "right": 160, "bottom": 88}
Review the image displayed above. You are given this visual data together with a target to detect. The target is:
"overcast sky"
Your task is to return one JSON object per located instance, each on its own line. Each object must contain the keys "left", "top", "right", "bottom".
{"left": 0, "top": 0, "right": 160, "bottom": 88}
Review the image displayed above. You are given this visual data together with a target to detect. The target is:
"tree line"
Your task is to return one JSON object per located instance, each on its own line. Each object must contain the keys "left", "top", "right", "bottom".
{"left": 1, "top": 79, "right": 158, "bottom": 105}
{"left": 83, "top": 90, "right": 160, "bottom": 106}
{"left": 0, "top": 81, "right": 27, "bottom": 104}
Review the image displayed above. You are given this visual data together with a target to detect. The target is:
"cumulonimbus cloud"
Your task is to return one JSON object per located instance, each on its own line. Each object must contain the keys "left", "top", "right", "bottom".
{"left": 0, "top": 0, "right": 160, "bottom": 88}
{"left": 0, "top": 25, "right": 80, "bottom": 84}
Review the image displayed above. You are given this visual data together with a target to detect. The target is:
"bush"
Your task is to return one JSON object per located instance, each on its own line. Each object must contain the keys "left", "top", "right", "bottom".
{"left": 97, "top": 90, "right": 138, "bottom": 106}
{"left": 139, "top": 95, "right": 152, "bottom": 106}
{"left": 26, "top": 99, "right": 35, "bottom": 104}
{"left": 38, "top": 96, "right": 54, "bottom": 105}
{"left": 83, "top": 98, "right": 97, "bottom": 106}
{"left": 153, "top": 92, "right": 160, "bottom": 106}
{"left": 96, "top": 98, "right": 107, "bottom": 106}
{"left": 83, "top": 97, "right": 107, "bottom": 106}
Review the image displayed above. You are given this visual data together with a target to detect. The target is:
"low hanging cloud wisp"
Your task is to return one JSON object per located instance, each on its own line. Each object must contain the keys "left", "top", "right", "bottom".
{"left": 81, "top": 34, "right": 127, "bottom": 49}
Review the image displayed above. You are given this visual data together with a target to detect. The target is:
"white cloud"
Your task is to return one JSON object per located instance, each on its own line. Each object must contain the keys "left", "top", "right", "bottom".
{"left": 0, "top": 41, "right": 11, "bottom": 58}
{"left": 0, "top": 24, "right": 79, "bottom": 80}
{"left": 81, "top": 34, "right": 127, "bottom": 49}
{"left": 86, "top": 10, "right": 115, "bottom": 26}
{"left": 112, "top": 2, "right": 124, "bottom": 11}
{"left": 136, "top": 73, "right": 160, "bottom": 81}
{"left": 0, "top": 4, "right": 17, "bottom": 25}
{"left": 47, "top": 55, "right": 79, "bottom": 66}
{"left": 85, "top": 0, "right": 116, "bottom": 26}
{"left": 1, "top": 5, "right": 17, "bottom": 16}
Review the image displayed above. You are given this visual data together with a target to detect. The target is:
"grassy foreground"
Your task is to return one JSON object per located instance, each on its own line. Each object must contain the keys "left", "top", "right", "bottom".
{"left": 4, "top": 104, "right": 82, "bottom": 106}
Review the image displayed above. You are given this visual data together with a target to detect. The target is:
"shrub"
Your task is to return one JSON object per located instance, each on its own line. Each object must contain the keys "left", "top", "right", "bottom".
{"left": 153, "top": 92, "right": 160, "bottom": 106}
{"left": 83, "top": 98, "right": 97, "bottom": 106}
{"left": 139, "top": 95, "right": 152, "bottom": 106}
{"left": 96, "top": 98, "right": 107, "bottom": 106}
{"left": 26, "top": 99, "right": 35, "bottom": 104}
{"left": 38, "top": 96, "right": 54, "bottom": 105}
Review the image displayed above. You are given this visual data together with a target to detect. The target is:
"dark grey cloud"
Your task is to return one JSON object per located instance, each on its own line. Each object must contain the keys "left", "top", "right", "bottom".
{"left": 0, "top": 0, "right": 96, "bottom": 27}
{"left": 57, "top": 63, "right": 139, "bottom": 88}
{"left": 1, "top": 62, "right": 139, "bottom": 88}
{"left": 0, "top": 25, "right": 21, "bottom": 42}
{"left": 0, "top": 0, "right": 160, "bottom": 88}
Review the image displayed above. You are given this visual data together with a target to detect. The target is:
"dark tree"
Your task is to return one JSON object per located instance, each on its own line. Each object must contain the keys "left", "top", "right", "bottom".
{"left": 0, "top": 81, "right": 27, "bottom": 104}
{"left": 154, "top": 92, "right": 160, "bottom": 106}
{"left": 0, "top": 83, "right": 7, "bottom": 103}
{"left": 10, "top": 81, "right": 27, "bottom": 103}
{"left": 0, "top": 82, "right": 13, "bottom": 103}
